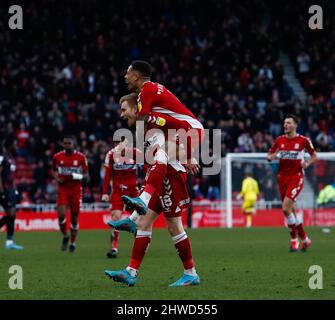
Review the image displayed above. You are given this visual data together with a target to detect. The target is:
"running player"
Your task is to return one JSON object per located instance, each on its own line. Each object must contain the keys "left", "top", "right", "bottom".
{"left": 267, "top": 114, "right": 317, "bottom": 252}
{"left": 52, "top": 135, "right": 88, "bottom": 253}
{"left": 0, "top": 138, "right": 24, "bottom": 250}
{"left": 102, "top": 139, "right": 139, "bottom": 258}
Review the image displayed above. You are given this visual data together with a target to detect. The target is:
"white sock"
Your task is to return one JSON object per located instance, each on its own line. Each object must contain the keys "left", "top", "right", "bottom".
{"left": 126, "top": 266, "right": 138, "bottom": 277}
{"left": 171, "top": 232, "right": 187, "bottom": 244}
{"left": 302, "top": 237, "right": 310, "bottom": 243}
{"left": 129, "top": 210, "right": 139, "bottom": 223}
{"left": 184, "top": 267, "right": 197, "bottom": 277}
{"left": 139, "top": 191, "right": 152, "bottom": 206}
{"left": 286, "top": 213, "right": 297, "bottom": 226}
{"left": 6, "top": 240, "right": 13, "bottom": 246}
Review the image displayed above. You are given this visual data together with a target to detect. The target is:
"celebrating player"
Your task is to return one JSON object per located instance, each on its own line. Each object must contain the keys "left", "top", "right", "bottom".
{"left": 0, "top": 138, "right": 24, "bottom": 250}
{"left": 104, "top": 93, "right": 200, "bottom": 287}
{"left": 267, "top": 115, "right": 317, "bottom": 252}
{"left": 236, "top": 169, "right": 259, "bottom": 228}
{"left": 109, "top": 93, "right": 199, "bottom": 233}
{"left": 102, "top": 137, "right": 139, "bottom": 258}
{"left": 52, "top": 135, "right": 88, "bottom": 253}
{"left": 120, "top": 60, "right": 204, "bottom": 216}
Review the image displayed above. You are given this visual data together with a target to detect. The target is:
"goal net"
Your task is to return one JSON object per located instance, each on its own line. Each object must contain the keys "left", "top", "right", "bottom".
{"left": 220, "top": 152, "right": 335, "bottom": 228}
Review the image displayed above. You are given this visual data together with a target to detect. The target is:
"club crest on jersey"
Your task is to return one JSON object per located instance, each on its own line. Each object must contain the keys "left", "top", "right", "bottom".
{"left": 73, "top": 160, "right": 78, "bottom": 166}
{"left": 60, "top": 161, "right": 64, "bottom": 165}
{"left": 281, "top": 144, "right": 284, "bottom": 148}
{"left": 294, "top": 143, "right": 300, "bottom": 149}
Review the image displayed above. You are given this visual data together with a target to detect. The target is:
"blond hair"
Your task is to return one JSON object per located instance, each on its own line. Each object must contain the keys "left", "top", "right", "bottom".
{"left": 119, "top": 93, "right": 138, "bottom": 106}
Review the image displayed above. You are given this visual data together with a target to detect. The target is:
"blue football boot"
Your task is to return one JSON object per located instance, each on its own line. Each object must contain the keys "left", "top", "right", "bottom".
{"left": 5, "top": 242, "right": 24, "bottom": 250}
{"left": 107, "top": 218, "right": 137, "bottom": 234}
{"left": 104, "top": 269, "right": 137, "bottom": 287}
{"left": 169, "top": 274, "right": 200, "bottom": 287}
{"left": 121, "top": 196, "right": 148, "bottom": 216}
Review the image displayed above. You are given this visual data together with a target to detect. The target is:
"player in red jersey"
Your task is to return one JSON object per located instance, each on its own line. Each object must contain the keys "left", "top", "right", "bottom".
{"left": 101, "top": 138, "right": 139, "bottom": 259}
{"left": 267, "top": 115, "right": 317, "bottom": 252}
{"left": 105, "top": 93, "right": 200, "bottom": 287}
{"left": 121, "top": 60, "right": 204, "bottom": 216}
{"left": 52, "top": 135, "right": 88, "bottom": 253}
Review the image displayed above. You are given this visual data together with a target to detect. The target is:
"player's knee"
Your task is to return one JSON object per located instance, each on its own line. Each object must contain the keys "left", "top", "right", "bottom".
{"left": 71, "top": 222, "right": 79, "bottom": 230}
{"left": 166, "top": 220, "right": 184, "bottom": 236}
{"left": 7, "top": 208, "right": 16, "bottom": 218}
{"left": 282, "top": 206, "right": 291, "bottom": 217}
{"left": 137, "top": 220, "right": 153, "bottom": 232}
{"left": 111, "top": 211, "right": 122, "bottom": 221}
{"left": 58, "top": 216, "right": 66, "bottom": 225}
{"left": 71, "top": 215, "right": 78, "bottom": 226}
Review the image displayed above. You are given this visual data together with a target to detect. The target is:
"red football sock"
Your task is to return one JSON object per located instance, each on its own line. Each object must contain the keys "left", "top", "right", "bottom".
{"left": 129, "top": 231, "right": 152, "bottom": 270}
{"left": 296, "top": 223, "right": 307, "bottom": 241}
{"left": 112, "top": 230, "right": 120, "bottom": 249}
{"left": 144, "top": 161, "right": 167, "bottom": 196}
{"left": 173, "top": 232, "right": 195, "bottom": 270}
{"left": 288, "top": 224, "right": 297, "bottom": 240}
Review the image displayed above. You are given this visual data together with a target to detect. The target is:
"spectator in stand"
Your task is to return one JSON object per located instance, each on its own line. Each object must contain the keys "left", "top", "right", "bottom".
{"left": 16, "top": 123, "right": 30, "bottom": 157}
{"left": 296, "top": 51, "right": 311, "bottom": 85}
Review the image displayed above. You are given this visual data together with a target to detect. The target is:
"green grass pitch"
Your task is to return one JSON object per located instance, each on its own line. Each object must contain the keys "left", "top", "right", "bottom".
{"left": 0, "top": 227, "right": 334, "bottom": 299}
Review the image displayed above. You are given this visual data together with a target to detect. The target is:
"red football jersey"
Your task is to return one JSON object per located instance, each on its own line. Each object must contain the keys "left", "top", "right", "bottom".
{"left": 269, "top": 134, "right": 316, "bottom": 176}
{"left": 137, "top": 81, "right": 203, "bottom": 130}
{"left": 52, "top": 150, "right": 88, "bottom": 187}
{"left": 102, "top": 148, "right": 138, "bottom": 194}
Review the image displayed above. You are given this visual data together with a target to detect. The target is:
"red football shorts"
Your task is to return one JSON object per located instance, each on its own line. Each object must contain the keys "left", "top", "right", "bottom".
{"left": 110, "top": 184, "right": 139, "bottom": 211}
{"left": 57, "top": 185, "right": 82, "bottom": 213}
{"left": 148, "top": 165, "right": 190, "bottom": 218}
{"left": 277, "top": 173, "right": 304, "bottom": 202}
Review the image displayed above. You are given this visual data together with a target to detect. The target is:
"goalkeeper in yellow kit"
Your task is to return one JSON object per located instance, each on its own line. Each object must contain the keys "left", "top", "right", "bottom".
{"left": 236, "top": 170, "right": 259, "bottom": 228}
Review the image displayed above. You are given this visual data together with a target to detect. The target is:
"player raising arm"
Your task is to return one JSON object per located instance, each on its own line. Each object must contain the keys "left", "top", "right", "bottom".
{"left": 52, "top": 135, "right": 88, "bottom": 253}
{"left": 267, "top": 114, "right": 317, "bottom": 252}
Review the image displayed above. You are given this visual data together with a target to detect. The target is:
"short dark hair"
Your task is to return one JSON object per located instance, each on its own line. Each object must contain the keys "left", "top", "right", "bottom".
{"left": 284, "top": 114, "right": 299, "bottom": 124}
{"left": 131, "top": 60, "right": 152, "bottom": 78}
{"left": 63, "top": 134, "right": 76, "bottom": 142}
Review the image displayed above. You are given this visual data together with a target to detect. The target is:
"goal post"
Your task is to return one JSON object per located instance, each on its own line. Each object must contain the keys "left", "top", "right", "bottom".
{"left": 222, "top": 152, "right": 335, "bottom": 228}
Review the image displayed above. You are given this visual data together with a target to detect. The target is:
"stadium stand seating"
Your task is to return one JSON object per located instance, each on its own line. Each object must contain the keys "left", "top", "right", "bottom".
{"left": 0, "top": 0, "right": 334, "bottom": 202}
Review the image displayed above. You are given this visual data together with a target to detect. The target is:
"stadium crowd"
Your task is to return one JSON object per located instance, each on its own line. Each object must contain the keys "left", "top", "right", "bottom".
{"left": 0, "top": 0, "right": 334, "bottom": 204}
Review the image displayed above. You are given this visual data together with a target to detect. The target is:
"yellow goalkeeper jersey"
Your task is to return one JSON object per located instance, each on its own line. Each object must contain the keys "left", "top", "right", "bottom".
{"left": 240, "top": 177, "right": 259, "bottom": 201}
